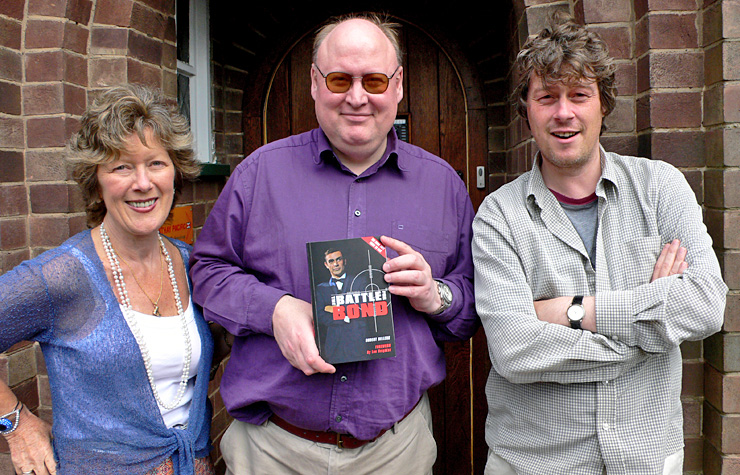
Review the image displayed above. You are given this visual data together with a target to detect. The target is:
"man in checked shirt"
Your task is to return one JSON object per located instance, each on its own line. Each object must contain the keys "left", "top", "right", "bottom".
{"left": 472, "top": 13, "right": 727, "bottom": 475}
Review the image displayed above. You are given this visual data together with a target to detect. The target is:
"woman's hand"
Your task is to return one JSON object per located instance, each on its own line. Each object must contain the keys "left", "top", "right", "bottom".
{"left": 5, "top": 406, "right": 56, "bottom": 475}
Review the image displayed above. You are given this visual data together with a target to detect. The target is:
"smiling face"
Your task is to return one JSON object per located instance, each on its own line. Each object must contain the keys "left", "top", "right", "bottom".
{"left": 96, "top": 130, "right": 175, "bottom": 240}
{"left": 526, "top": 73, "right": 604, "bottom": 172}
{"left": 311, "top": 18, "right": 403, "bottom": 174}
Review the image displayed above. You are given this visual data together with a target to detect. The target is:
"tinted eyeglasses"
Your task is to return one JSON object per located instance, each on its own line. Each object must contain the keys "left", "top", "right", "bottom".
{"left": 315, "top": 64, "right": 401, "bottom": 94}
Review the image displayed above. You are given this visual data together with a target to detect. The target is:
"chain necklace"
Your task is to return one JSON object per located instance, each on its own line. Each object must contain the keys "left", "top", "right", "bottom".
{"left": 117, "top": 246, "right": 164, "bottom": 316}
{"left": 99, "top": 222, "right": 192, "bottom": 410}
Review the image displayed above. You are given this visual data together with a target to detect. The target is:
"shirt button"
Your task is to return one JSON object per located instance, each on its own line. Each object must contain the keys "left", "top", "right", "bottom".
{"left": 603, "top": 380, "right": 609, "bottom": 385}
{"left": 354, "top": 209, "right": 361, "bottom": 217}
{"left": 340, "top": 375, "right": 348, "bottom": 382}
{"left": 603, "top": 422, "right": 610, "bottom": 431}
{"left": 335, "top": 415, "right": 342, "bottom": 422}
{"left": 612, "top": 335, "right": 619, "bottom": 341}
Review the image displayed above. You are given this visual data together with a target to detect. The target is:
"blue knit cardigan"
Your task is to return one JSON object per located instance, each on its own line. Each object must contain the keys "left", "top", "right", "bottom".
{"left": 0, "top": 230, "right": 213, "bottom": 474}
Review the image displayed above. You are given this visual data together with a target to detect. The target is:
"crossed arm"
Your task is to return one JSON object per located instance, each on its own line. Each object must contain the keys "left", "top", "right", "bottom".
{"left": 534, "top": 239, "right": 688, "bottom": 331}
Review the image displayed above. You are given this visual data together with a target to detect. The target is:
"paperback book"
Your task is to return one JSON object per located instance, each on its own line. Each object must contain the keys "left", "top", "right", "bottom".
{"left": 306, "top": 236, "right": 396, "bottom": 364}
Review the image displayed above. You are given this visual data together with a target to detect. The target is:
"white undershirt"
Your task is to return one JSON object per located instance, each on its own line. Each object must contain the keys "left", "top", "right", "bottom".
{"left": 121, "top": 299, "right": 202, "bottom": 428}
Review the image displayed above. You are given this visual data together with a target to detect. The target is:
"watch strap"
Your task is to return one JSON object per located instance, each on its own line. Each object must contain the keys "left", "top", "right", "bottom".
{"left": 568, "top": 295, "right": 585, "bottom": 329}
{"left": 429, "top": 280, "right": 452, "bottom": 315}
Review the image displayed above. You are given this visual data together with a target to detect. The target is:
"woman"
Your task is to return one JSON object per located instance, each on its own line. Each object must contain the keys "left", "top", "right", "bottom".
{"left": 0, "top": 85, "right": 215, "bottom": 474}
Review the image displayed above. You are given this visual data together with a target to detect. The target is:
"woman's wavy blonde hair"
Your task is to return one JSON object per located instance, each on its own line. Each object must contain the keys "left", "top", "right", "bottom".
{"left": 66, "top": 84, "right": 201, "bottom": 227}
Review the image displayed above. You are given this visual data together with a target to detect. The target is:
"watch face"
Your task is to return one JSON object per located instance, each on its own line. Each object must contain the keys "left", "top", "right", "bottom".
{"left": 567, "top": 304, "right": 585, "bottom": 321}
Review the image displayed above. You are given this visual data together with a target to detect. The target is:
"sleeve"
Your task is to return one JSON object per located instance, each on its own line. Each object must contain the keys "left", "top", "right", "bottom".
{"left": 189, "top": 162, "right": 288, "bottom": 338}
{"left": 595, "top": 164, "right": 727, "bottom": 353}
{"left": 472, "top": 197, "right": 648, "bottom": 385}
{"left": 0, "top": 261, "right": 56, "bottom": 351}
{"left": 426, "top": 179, "right": 480, "bottom": 342}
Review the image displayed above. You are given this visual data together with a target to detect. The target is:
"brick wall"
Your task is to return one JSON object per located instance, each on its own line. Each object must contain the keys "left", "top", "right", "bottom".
{"left": 0, "top": 0, "right": 228, "bottom": 472}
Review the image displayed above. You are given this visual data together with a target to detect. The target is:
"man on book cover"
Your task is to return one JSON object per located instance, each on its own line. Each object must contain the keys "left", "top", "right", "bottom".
{"left": 314, "top": 248, "right": 370, "bottom": 362}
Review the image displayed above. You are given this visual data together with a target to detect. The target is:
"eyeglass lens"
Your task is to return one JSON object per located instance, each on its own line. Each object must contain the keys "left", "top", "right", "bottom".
{"left": 325, "top": 72, "right": 390, "bottom": 94}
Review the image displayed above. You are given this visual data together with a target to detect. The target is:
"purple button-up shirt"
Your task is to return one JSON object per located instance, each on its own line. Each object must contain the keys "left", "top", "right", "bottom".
{"left": 190, "top": 128, "right": 478, "bottom": 440}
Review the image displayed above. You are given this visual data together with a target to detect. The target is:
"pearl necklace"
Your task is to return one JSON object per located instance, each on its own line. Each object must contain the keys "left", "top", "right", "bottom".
{"left": 100, "top": 223, "right": 192, "bottom": 410}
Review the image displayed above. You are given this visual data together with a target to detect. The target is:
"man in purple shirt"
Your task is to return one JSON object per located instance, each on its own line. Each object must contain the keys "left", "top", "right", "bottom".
{"left": 190, "top": 12, "right": 478, "bottom": 474}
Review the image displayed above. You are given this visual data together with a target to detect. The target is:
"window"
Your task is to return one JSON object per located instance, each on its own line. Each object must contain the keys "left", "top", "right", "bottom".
{"left": 176, "top": 0, "right": 212, "bottom": 163}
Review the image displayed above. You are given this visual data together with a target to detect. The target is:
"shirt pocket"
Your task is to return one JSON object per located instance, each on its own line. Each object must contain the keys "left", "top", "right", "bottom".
{"left": 621, "top": 235, "right": 662, "bottom": 288}
{"left": 390, "top": 221, "right": 451, "bottom": 277}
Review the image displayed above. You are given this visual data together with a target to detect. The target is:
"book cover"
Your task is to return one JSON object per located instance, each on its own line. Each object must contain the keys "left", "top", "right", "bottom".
{"left": 306, "top": 236, "right": 396, "bottom": 364}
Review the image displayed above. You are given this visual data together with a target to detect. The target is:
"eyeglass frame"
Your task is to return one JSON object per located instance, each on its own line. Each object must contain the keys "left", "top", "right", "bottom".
{"left": 313, "top": 64, "right": 401, "bottom": 94}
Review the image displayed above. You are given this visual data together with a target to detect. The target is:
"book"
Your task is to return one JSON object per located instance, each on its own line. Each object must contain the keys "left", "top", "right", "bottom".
{"left": 306, "top": 236, "right": 396, "bottom": 364}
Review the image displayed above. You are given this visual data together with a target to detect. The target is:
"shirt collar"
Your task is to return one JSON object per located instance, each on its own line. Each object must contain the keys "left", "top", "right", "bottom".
{"left": 315, "top": 127, "right": 404, "bottom": 175}
{"left": 526, "top": 144, "right": 617, "bottom": 211}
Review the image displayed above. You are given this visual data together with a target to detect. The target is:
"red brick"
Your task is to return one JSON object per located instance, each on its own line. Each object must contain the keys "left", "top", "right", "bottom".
{"left": 706, "top": 169, "right": 740, "bottom": 209}
{"left": 603, "top": 97, "right": 634, "bottom": 133}
{"left": 27, "top": 0, "right": 67, "bottom": 17}
{"left": 23, "top": 83, "right": 64, "bottom": 116}
{"left": 704, "top": 402, "right": 740, "bottom": 453}
{"left": 66, "top": 0, "right": 93, "bottom": 25}
{"left": 90, "top": 26, "right": 129, "bottom": 54}
{"left": 29, "top": 183, "right": 76, "bottom": 214}
{"left": 94, "top": 0, "right": 133, "bottom": 26}
{"left": 724, "top": 293, "right": 740, "bottom": 333}
{"left": 589, "top": 25, "right": 631, "bottom": 60}
{"left": 638, "top": 51, "right": 703, "bottom": 92}
{"left": 706, "top": 128, "right": 740, "bottom": 167}
{"left": 5, "top": 345, "right": 36, "bottom": 386}
{"left": 637, "top": 13, "right": 698, "bottom": 54}
{"left": 614, "top": 62, "right": 636, "bottom": 96}
{"left": 703, "top": 439, "right": 740, "bottom": 475}
{"left": 638, "top": 91, "right": 702, "bottom": 129}
{"left": 0, "top": 116, "right": 23, "bottom": 148}
{"left": 639, "top": 130, "right": 705, "bottom": 167}
{"left": 0, "top": 16, "right": 21, "bottom": 49}
{"left": 0, "top": 81, "right": 20, "bottom": 115}
{"left": 64, "top": 52, "right": 88, "bottom": 86}
{"left": 0, "top": 0, "right": 25, "bottom": 20}
{"left": 64, "top": 83, "right": 87, "bottom": 116}
{"left": 25, "top": 20, "right": 65, "bottom": 49}
{"left": 705, "top": 364, "right": 740, "bottom": 413}
{"left": 131, "top": 2, "right": 168, "bottom": 39}
{"left": 683, "top": 398, "right": 702, "bottom": 436}
{"left": 138, "top": 0, "right": 173, "bottom": 14}
{"left": 0, "top": 248, "right": 29, "bottom": 275}
{"left": 90, "top": 56, "right": 128, "bottom": 87}
{"left": 27, "top": 117, "right": 68, "bottom": 149}
{"left": 0, "top": 48, "right": 22, "bottom": 82}
{"left": 580, "top": 0, "right": 631, "bottom": 23}
{"left": 25, "top": 51, "right": 64, "bottom": 82}
{"left": 684, "top": 436, "right": 703, "bottom": 473}
{"left": 128, "top": 30, "right": 163, "bottom": 66}
{"left": 127, "top": 57, "right": 162, "bottom": 88}
{"left": 682, "top": 360, "right": 704, "bottom": 398}
{"left": 0, "top": 185, "right": 28, "bottom": 217}
{"left": 29, "top": 215, "right": 70, "bottom": 247}
{"left": 0, "top": 150, "right": 24, "bottom": 182}
{"left": 63, "top": 21, "right": 89, "bottom": 55}
{"left": 0, "top": 217, "right": 26, "bottom": 249}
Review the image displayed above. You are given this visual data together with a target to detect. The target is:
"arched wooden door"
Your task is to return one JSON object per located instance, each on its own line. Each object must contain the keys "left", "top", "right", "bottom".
{"left": 262, "top": 20, "right": 490, "bottom": 474}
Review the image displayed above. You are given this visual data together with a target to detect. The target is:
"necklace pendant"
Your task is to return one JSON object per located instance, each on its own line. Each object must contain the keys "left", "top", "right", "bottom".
{"left": 152, "top": 305, "right": 161, "bottom": 317}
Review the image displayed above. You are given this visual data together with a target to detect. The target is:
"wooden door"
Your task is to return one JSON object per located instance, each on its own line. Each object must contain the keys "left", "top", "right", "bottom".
{"left": 262, "top": 21, "right": 490, "bottom": 474}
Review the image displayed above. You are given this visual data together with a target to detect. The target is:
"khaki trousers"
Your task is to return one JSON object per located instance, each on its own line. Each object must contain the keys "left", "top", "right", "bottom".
{"left": 222, "top": 393, "right": 436, "bottom": 475}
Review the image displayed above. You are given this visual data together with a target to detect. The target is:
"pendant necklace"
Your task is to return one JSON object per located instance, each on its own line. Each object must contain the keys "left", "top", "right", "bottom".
{"left": 100, "top": 223, "right": 192, "bottom": 410}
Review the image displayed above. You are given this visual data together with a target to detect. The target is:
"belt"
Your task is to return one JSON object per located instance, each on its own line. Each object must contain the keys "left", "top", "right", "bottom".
{"left": 269, "top": 398, "right": 420, "bottom": 449}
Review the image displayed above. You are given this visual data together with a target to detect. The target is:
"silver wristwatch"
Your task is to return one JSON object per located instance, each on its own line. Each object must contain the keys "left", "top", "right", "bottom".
{"left": 429, "top": 279, "right": 452, "bottom": 315}
{"left": 567, "top": 295, "right": 585, "bottom": 329}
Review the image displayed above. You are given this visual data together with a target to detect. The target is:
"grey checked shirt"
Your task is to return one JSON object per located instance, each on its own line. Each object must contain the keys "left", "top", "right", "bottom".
{"left": 472, "top": 148, "right": 727, "bottom": 475}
